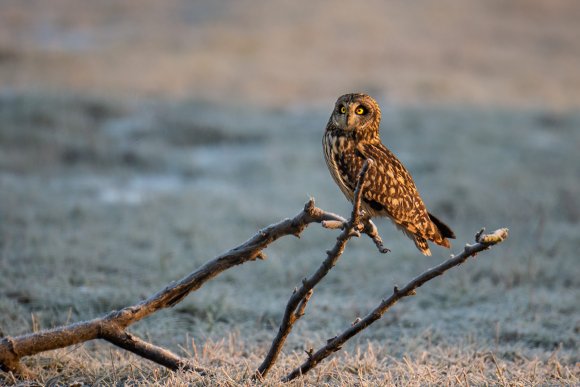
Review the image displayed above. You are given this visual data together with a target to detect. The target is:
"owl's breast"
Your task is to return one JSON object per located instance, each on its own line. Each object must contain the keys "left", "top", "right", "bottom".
{"left": 323, "top": 131, "right": 358, "bottom": 202}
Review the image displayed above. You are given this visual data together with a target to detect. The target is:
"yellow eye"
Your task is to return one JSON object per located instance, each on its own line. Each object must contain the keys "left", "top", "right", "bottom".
{"left": 340, "top": 106, "right": 346, "bottom": 114}
{"left": 355, "top": 107, "right": 365, "bottom": 115}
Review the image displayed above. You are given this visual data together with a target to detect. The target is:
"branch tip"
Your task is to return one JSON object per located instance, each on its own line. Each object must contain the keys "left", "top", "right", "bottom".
{"left": 478, "top": 228, "right": 509, "bottom": 244}
{"left": 362, "top": 219, "right": 390, "bottom": 253}
{"left": 304, "top": 199, "right": 316, "bottom": 215}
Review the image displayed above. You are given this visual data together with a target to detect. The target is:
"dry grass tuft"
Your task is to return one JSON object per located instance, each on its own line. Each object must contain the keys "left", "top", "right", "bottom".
{"left": 2, "top": 339, "right": 576, "bottom": 386}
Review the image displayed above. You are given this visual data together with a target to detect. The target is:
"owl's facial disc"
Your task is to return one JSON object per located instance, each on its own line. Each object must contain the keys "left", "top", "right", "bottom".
{"left": 334, "top": 102, "right": 370, "bottom": 131}
{"left": 328, "top": 93, "right": 381, "bottom": 139}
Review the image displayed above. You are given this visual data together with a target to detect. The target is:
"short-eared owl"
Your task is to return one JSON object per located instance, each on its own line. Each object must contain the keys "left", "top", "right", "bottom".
{"left": 323, "top": 93, "right": 455, "bottom": 256}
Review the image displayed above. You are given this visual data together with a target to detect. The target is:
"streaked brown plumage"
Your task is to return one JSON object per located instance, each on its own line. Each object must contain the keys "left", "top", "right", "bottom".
{"left": 323, "top": 93, "right": 455, "bottom": 255}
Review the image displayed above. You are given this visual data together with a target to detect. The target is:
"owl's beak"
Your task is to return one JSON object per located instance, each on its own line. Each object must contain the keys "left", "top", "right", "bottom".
{"left": 345, "top": 113, "right": 356, "bottom": 131}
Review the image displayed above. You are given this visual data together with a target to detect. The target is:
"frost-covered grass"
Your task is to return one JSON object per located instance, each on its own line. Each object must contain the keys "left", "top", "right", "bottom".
{"left": 2, "top": 1, "right": 580, "bottom": 383}
{"left": 1, "top": 93, "right": 578, "bottom": 385}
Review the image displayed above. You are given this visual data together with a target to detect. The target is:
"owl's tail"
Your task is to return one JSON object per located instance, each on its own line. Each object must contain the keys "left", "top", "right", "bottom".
{"left": 400, "top": 213, "right": 456, "bottom": 256}
{"left": 428, "top": 212, "right": 456, "bottom": 249}
{"left": 413, "top": 236, "right": 433, "bottom": 256}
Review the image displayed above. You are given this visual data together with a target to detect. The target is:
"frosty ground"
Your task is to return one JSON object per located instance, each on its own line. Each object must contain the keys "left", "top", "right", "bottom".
{"left": 1, "top": 93, "right": 578, "bottom": 385}
{"left": 1, "top": 0, "right": 579, "bottom": 385}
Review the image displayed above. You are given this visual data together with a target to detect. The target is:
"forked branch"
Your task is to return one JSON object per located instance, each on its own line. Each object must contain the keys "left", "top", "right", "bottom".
{"left": 283, "top": 227, "right": 509, "bottom": 382}
{"left": 0, "top": 156, "right": 509, "bottom": 384}
{"left": 256, "top": 160, "right": 380, "bottom": 379}
{"left": 0, "top": 197, "right": 346, "bottom": 377}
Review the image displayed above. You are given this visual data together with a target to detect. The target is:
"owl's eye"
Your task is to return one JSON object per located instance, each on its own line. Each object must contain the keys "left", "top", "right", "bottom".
{"left": 339, "top": 106, "right": 346, "bottom": 114}
{"left": 355, "top": 106, "right": 366, "bottom": 115}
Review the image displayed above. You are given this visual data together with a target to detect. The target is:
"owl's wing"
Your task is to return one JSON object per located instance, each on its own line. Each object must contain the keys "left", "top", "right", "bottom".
{"left": 355, "top": 142, "right": 435, "bottom": 237}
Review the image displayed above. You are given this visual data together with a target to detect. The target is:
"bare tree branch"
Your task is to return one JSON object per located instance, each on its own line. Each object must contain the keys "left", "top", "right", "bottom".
{"left": 0, "top": 199, "right": 344, "bottom": 377}
{"left": 282, "top": 227, "right": 509, "bottom": 382}
{"left": 362, "top": 218, "right": 390, "bottom": 253}
{"left": 99, "top": 325, "right": 204, "bottom": 373}
{"left": 255, "top": 160, "right": 376, "bottom": 379}
{"left": 0, "top": 154, "right": 509, "bottom": 384}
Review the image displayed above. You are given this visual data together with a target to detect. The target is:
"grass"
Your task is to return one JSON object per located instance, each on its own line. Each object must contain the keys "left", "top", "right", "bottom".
{"left": 1, "top": 338, "right": 575, "bottom": 386}
{"left": 0, "top": 92, "right": 578, "bottom": 385}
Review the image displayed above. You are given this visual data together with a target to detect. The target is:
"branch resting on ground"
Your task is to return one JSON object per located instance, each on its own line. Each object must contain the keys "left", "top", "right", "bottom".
{"left": 0, "top": 156, "right": 508, "bottom": 383}
{"left": 0, "top": 195, "right": 365, "bottom": 378}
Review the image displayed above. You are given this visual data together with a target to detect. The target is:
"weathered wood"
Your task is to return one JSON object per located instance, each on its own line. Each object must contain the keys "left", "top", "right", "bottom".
{"left": 0, "top": 164, "right": 509, "bottom": 383}
{"left": 256, "top": 160, "right": 378, "bottom": 379}
{"left": 0, "top": 198, "right": 345, "bottom": 377}
{"left": 283, "top": 228, "right": 509, "bottom": 382}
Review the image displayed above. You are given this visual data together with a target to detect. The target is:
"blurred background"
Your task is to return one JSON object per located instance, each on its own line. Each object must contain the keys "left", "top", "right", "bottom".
{"left": 0, "top": 0, "right": 578, "bottom": 384}
{"left": 1, "top": 0, "right": 580, "bottom": 108}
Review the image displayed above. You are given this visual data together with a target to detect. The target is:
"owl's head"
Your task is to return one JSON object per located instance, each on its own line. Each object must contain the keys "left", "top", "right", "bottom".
{"left": 327, "top": 93, "right": 381, "bottom": 140}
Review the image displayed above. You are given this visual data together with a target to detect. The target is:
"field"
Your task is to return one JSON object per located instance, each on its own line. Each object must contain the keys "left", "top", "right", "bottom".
{"left": 1, "top": 1, "right": 579, "bottom": 385}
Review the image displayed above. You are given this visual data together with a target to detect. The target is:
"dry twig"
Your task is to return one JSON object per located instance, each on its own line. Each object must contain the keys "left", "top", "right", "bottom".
{"left": 282, "top": 227, "right": 509, "bottom": 382}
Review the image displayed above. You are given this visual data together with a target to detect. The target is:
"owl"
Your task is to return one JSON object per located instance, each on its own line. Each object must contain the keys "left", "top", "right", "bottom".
{"left": 323, "top": 93, "right": 455, "bottom": 256}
